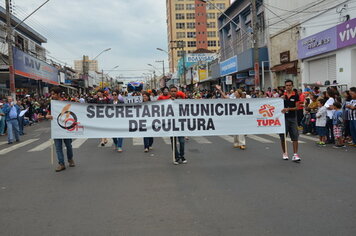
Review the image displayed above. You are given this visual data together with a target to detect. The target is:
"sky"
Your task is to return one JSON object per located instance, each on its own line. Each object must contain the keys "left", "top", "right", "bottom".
{"left": 8, "top": 0, "right": 233, "bottom": 78}
{"left": 8, "top": 0, "right": 169, "bottom": 78}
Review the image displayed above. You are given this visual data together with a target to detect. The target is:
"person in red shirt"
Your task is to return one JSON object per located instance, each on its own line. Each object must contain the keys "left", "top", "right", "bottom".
{"left": 157, "top": 87, "right": 171, "bottom": 100}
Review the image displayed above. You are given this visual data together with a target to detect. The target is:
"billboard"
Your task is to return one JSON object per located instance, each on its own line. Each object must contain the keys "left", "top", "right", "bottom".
{"left": 13, "top": 47, "right": 59, "bottom": 85}
{"left": 220, "top": 56, "right": 238, "bottom": 76}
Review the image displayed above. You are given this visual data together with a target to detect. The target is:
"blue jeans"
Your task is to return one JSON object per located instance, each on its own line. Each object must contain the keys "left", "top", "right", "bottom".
{"left": 143, "top": 137, "right": 154, "bottom": 149}
{"left": 170, "top": 136, "right": 185, "bottom": 159}
{"left": 113, "top": 138, "right": 123, "bottom": 148}
{"left": 18, "top": 116, "right": 25, "bottom": 135}
{"left": 54, "top": 139, "right": 73, "bottom": 165}
{"left": 0, "top": 117, "right": 5, "bottom": 135}
{"left": 350, "top": 120, "right": 356, "bottom": 144}
{"left": 6, "top": 119, "right": 20, "bottom": 143}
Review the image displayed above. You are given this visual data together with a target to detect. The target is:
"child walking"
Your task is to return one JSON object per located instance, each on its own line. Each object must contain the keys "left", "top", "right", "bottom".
{"left": 316, "top": 99, "right": 327, "bottom": 146}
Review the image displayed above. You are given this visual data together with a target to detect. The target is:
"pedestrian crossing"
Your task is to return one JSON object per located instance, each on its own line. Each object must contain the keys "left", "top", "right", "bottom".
{"left": 0, "top": 134, "right": 319, "bottom": 155}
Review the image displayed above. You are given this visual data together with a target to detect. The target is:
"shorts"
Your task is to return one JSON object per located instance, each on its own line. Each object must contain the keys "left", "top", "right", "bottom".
{"left": 280, "top": 117, "right": 299, "bottom": 141}
{"left": 316, "top": 126, "right": 327, "bottom": 137}
{"left": 333, "top": 125, "right": 343, "bottom": 138}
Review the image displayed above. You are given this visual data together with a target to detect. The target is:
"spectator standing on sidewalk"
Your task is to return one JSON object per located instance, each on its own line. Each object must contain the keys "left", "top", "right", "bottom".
{"left": 46, "top": 87, "right": 75, "bottom": 172}
{"left": 346, "top": 87, "right": 356, "bottom": 146}
{"left": 0, "top": 102, "right": 5, "bottom": 135}
{"left": 2, "top": 96, "right": 20, "bottom": 144}
{"left": 325, "top": 89, "right": 336, "bottom": 144}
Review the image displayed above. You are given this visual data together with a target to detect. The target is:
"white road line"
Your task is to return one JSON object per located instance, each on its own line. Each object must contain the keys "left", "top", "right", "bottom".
{"left": 0, "top": 139, "right": 39, "bottom": 155}
{"left": 247, "top": 135, "right": 274, "bottom": 143}
{"left": 162, "top": 137, "right": 171, "bottom": 145}
{"left": 300, "top": 134, "right": 318, "bottom": 142}
{"left": 265, "top": 134, "right": 306, "bottom": 144}
{"left": 192, "top": 136, "right": 212, "bottom": 144}
{"left": 220, "top": 135, "right": 234, "bottom": 143}
{"left": 133, "top": 138, "right": 143, "bottom": 146}
{"left": 0, "top": 141, "right": 8, "bottom": 146}
{"left": 28, "top": 140, "right": 52, "bottom": 152}
{"left": 72, "top": 139, "right": 88, "bottom": 148}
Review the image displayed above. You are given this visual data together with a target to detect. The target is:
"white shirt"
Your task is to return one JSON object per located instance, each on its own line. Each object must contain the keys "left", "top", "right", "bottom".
{"left": 316, "top": 106, "right": 327, "bottom": 127}
{"left": 324, "top": 97, "right": 335, "bottom": 119}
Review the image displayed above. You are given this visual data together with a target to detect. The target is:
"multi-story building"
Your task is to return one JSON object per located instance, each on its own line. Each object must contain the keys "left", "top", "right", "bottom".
{"left": 166, "top": 0, "right": 230, "bottom": 73}
{"left": 74, "top": 56, "right": 98, "bottom": 73}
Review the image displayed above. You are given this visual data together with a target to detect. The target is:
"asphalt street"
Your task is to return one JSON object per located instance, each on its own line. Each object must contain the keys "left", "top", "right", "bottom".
{"left": 0, "top": 121, "right": 356, "bottom": 236}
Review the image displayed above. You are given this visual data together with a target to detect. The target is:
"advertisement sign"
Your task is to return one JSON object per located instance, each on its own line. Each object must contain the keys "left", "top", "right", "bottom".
{"left": 186, "top": 53, "right": 217, "bottom": 63}
{"left": 225, "top": 75, "right": 232, "bottom": 85}
{"left": 220, "top": 56, "right": 238, "bottom": 76}
{"left": 298, "top": 18, "right": 356, "bottom": 59}
{"left": 51, "top": 99, "right": 285, "bottom": 138}
{"left": 13, "top": 47, "right": 59, "bottom": 85}
{"left": 337, "top": 18, "right": 356, "bottom": 49}
{"left": 298, "top": 27, "right": 337, "bottom": 59}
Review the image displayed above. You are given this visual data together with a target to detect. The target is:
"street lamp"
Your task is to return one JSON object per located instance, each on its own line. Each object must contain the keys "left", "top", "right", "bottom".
{"left": 156, "top": 48, "right": 168, "bottom": 54}
{"left": 93, "top": 48, "right": 111, "bottom": 60}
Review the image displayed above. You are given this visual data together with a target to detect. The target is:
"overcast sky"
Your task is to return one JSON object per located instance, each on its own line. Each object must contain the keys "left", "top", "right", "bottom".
{"left": 8, "top": 0, "right": 232, "bottom": 78}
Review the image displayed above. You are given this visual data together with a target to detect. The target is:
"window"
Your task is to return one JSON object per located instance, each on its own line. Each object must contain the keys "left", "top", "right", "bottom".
{"left": 175, "top": 4, "right": 184, "bottom": 10}
{"left": 186, "top": 4, "right": 195, "bottom": 10}
{"left": 176, "top": 32, "right": 185, "bottom": 39}
{"left": 206, "top": 4, "right": 214, "bottom": 10}
{"left": 216, "top": 3, "right": 225, "bottom": 10}
{"left": 187, "top": 32, "right": 196, "bottom": 38}
{"left": 176, "top": 13, "right": 185, "bottom": 20}
{"left": 187, "top": 41, "right": 197, "bottom": 47}
{"left": 207, "top": 31, "right": 216, "bottom": 37}
{"left": 186, "top": 13, "right": 195, "bottom": 19}
{"left": 207, "top": 22, "right": 216, "bottom": 28}
{"left": 177, "top": 50, "right": 185, "bottom": 57}
{"left": 207, "top": 13, "right": 215, "bottom": 19}
{"left": 187, "top": 22, "right": 196, "bottom": 29}
{"left": 208, "top": 41, "right": 217, "bottom": 47}
{"left": 176, "top": 23, "right": 185, "bottom": 29}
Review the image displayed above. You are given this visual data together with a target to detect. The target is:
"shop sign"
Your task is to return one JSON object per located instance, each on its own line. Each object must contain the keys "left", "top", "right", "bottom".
{"left": 226, "top": 76, "right": 232, "bottom": 85}
{"left": 220, "top": 56, "right": 238, "bottom": 76}
{"left": 337, "top": 18, "right": 356, "bottom": 49}
{"left": 186, "top": 53, "right": 217, "bottom": 63}
{"left": 13, "top": 47, "right": 59, "bottom": 85}
{"left": 280, "top": 51, "right": 290, "bottom": 64}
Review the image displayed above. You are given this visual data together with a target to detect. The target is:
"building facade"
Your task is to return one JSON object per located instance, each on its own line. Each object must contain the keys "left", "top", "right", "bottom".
{"left": 166, "top": 0, "right": 230, "bottom": 73}
{"left": 298, "top": 0, "right": 356, "bottom": 88}
{"left": 74, "top": 56, "right": 99, "bottom": 73}
{"left": 218, "top": 0, "right": 269, "bottom": 91}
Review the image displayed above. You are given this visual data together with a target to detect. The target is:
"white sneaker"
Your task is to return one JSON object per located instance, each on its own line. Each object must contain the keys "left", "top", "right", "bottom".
{"left": 292, "top": 154, "right": 301, "bottom": 162}
{"left": 282, "top": 153, "right": 289, "bottom": 160}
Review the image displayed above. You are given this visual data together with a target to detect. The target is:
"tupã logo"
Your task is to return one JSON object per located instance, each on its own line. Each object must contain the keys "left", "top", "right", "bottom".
{"left": 57, "top": 104, "right": 83, "bottom": 132}
{"left": 259, "top": 104, "right": 275, "bottom": 118}
{"left": 257, "top": 104, "right": 281, "bottom": 127}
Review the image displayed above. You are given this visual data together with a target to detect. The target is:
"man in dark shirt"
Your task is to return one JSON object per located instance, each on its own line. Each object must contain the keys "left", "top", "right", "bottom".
{"left": 279, "top": 80, "right": 301, "bottom": 162}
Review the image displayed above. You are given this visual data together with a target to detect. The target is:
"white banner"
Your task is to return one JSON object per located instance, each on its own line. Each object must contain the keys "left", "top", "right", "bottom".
{"left": 51, "top": 99, "right": 286, "bottom": 139}
{"left": 124, "top": 96, "right": 142, "bottom": 104}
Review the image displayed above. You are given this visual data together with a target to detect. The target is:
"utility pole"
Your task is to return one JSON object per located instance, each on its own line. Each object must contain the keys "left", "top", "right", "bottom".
{"left": 251, "top": 0, "right": 260, "bottom": 90}
{"left": 6, "top": 0, "right": 16, "bottom": 99}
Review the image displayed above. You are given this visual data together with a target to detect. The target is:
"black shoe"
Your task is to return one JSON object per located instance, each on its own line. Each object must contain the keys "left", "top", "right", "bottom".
{"left": 181, "top": 157, "right": 187, "bottom": 164}
{"left": 173, "top": 159, "right": 180, "bottom": 165}
{"left": 16, "top": 139, "right": 20, "bottom": 142}
{"left": 7, "top": 142, "right": 12, "bottom": 145}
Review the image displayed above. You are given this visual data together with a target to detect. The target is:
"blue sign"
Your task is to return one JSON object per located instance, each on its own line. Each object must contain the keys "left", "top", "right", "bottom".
{"left": 220, "top": 56, "right": 238, "bottom": 76}
{"left": 13, "top": 47, "right": 59, "bottom": 85}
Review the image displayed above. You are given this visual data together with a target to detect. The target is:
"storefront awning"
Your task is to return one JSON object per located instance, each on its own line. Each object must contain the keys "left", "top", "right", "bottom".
{"left": 59, "top": 84, "right": 78, "bottom": 91}
{"left": 270, "top": 61, "right": 296, "bottom": 72}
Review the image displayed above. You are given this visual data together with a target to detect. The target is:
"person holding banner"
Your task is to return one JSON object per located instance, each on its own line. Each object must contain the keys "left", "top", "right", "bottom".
{"left": 46, "top": 87, "right": 75, "bottom": 172}
{"left": 216, "top": 85, "right": 247, "bottom": 150}
{"left": 111, "top": 91, "right": 124, "bottom": 153}
{"left": 95, "top": 90, "right": 110, "bottom": 147}
{"left": 142, "top": 91, "right": 154, "bottom": 152}
{"left": 280, "top": 80, "right": 301, "bottom": 162}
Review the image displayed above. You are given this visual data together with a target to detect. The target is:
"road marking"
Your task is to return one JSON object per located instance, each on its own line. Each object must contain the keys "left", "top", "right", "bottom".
{"left": 133, "top": 138, "right": 143, "bottom": 146}
{"left": 162, "top": 137, "right": 171, "bottom": 144}
{"left": 265, "top": 134, "right": 306, "bottom": 144}
{"left": 220, "top": 135, "right": 234, "bottom": 143}
{"left": 192, "top": 136, "right": 211, "bottom": 144}
{"left": 0, "top": 139, "right": 39, "bottom": 155}
{"left": 72, "top": 139, "right": 88, "bottom": 148}
{"left": 28, "top": 140, "right": 52, "bottom": 152}
{"left": 0, "top": 141, "right": 8, "bottom": 146}
{"left": 247, "top": 135, "right": 274, "bottom": 143}
{"left": 300, "top": 134, "right": 318, "bottom": 142}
